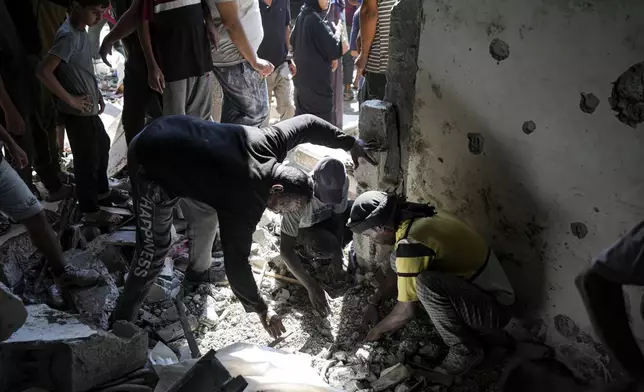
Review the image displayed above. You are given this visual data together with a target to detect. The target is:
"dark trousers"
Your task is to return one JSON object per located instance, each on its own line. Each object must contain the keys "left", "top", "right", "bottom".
{"left": 342, "top": 51, "right": 355, "bottom": 86}
{"left": 213, "top": 61, "right": 269, "bottom": 127}
{"left": 63, "top": 114, "right": 110, "bottom": 213}
{"left": 295, "top": 201, "right": 354, "bottom": 261}
{"left": 122, "top": 58, "right": 162, "bottom": 145}
{"left": 112, "top": 168, "right": 178, "bottom": 322}
{"left": 358, "top": 71, "right": 387, "bottom": 104}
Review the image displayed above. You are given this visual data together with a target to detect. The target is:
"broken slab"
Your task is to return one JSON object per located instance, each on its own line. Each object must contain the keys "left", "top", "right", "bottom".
{"left": 0, "top": 304, "right": 147, "bottom": 392}
{"left": 0, "top": 282, "right": 27, "bottom": 342}
{"left": 200, "top": 295, "right": 219, "bottom": 327}
{"left": 0, "top": 231, "right": 37, "bottom": 289}
{"left": 64, "top": 248, "right": 119, "bottom": 330}
{"left": 104, "top": 229, "right": 137, "bottom": 247}
{"left": 371, "top": 363, "right": 411, "bottom": 392}
{"left": 157, "top": 315, "right": 198, "bottom": 343}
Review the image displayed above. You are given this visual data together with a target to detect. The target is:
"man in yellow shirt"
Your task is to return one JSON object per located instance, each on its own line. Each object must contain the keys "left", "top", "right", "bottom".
{"left": 347, "top": 191, "right": 515, "bottom": 376}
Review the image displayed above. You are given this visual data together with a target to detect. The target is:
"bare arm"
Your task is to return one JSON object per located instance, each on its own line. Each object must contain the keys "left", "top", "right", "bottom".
{"left": 359, "top": 0, "right": 377, "bottom": 58}
{"left": 36, "top": 54, "right": 82, "bottom": 110}
{"left": 0, "top": 75, "right": 24, "bottom": 135}
{"left": 138, "top": 21, "right": 157, "bottom": 71}
{"left": 280, "top": 233, "right": 317, "bottom": 288}
{"left": 107, "top": 0, "right": 141, "bottom": 43}
{"left": 576, "top": 267, "right": 644, "bottom": 379}
{"left": 366, "top": 301, "right": 416, "bottom": 340}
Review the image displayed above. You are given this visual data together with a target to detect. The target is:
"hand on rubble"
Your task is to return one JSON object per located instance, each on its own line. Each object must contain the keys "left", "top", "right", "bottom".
{"left": 259, "top": 309, "right": 286, "bottom": 339}
{"left": 350, "top": 139, "right": 377, "bottom": 169}
{"left": 365, "top": 326, "right": 384, "bottom": 342}
{"left": 307, "top": 284, "right": 331, "bottom": 317}
{"left": 362, "top": 303, "right": 379, "bottom": 328}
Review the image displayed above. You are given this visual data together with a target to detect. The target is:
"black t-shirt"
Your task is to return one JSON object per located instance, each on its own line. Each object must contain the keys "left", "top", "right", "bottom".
{"left": 130, "top": 114, "right": 355, "bottom": 313}
{"left": 257, "top": 0, "right": 291, "bottom": 68}
{"left": 142, "top": 0, "right": 212, "bottom": 82}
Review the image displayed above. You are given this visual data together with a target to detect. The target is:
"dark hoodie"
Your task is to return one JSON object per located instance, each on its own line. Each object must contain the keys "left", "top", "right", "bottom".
{"left": 290, "top": 0, "right": 343, "bottom": 121}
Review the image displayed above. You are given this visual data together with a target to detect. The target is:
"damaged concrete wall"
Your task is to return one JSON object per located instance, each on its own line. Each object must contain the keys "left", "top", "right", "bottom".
{"left": 407, "top": 0, "right": 644, "bottom": 347}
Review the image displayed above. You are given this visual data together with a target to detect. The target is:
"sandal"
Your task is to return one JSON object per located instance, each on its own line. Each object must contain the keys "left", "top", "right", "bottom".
{"left": 98, "top": 188, "right": 130, "bottom": 206}
{"left": 82, "top": 210, "right": 123, "bottom": 226}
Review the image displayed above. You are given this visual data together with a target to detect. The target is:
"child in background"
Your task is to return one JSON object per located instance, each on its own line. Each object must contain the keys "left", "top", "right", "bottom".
{"left": 37, "top": 0, "right": 125, "bottom": 226}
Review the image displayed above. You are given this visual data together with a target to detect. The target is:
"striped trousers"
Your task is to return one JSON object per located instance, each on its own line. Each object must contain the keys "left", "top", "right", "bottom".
{"left": 416, "top": 271, "right": 510, "bottom": 348}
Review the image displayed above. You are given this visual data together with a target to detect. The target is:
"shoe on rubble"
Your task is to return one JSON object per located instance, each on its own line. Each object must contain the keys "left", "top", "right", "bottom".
{"left": 184, "top": 262, "right": 226, "bottom": 285}
{"left": 0, "top": 282, "right": 27, "bottom": 342}
{"left": 52, "top": 264, "right": 104, "bottom": 288}
{"left": 434, "top": 343, "right": 484, "bottom": 376}
{"left": 47, "top": 184, "right": 74, "bottom": 202}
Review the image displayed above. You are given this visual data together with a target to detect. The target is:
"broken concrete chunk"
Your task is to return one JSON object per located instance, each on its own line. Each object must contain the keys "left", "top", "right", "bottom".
{"left": 0, "top": 231, "right": 36, "bottom": 289}
{"left": 160, "top": 305, "right": 179, "bottom": 322}
{"left": 201, "top": 295, "right": 219, "bottom": 327}
{"left": 344, "top": 379, "right": 370, "bottom": 392}
{"left": 395, "top": 384, "right": 411, "bottom": 392}
{"left": 64, "top": 248, "right": 119, "bottom": 330}
{"left": 333, "top": 351, "right": 349, "bottom": 362}
{"left": 327, "top": 366, "right": 357, "bottom": 388}
{"left": 140, "top": 309, "right": 163, "bottom": 326}
{"left": 610, "top": 62, "right": 644, "bottom": 128}
{"left": 0, "top": 305, "right": 147, "bottom": 392}
{"left": 371, "top": 364, "right": 411, "bottom": 392}
{"left": 398, "top": 339, "right": 419, "bottom": 357}
{"left": 355, "top": 347, "right": 371, "bottom": 362}
{"left": 0, "top": 282, "right": 27, "bottom": 342}
{"left": 157, "top": 315, "right": 198, "bottom": 343}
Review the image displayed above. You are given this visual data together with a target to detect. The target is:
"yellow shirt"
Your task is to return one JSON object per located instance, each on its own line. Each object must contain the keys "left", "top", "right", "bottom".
{"left": 395, "top": 212, "right": 490, "bottom": 302}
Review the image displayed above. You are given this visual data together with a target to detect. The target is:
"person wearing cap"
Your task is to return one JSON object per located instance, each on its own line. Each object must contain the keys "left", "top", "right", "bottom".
{"left": 280, "top": 156, "right": 353, "bottom": 315}
{"left": 347, "top": 191, "right": 515, "bottom": 376}
{"left": 110, "top": 114, "right": 375, "bottom": 339}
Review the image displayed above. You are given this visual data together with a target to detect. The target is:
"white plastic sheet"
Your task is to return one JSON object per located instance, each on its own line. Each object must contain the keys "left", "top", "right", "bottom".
{"left": 150, "top": 341, "right": 341, "bottom": 392}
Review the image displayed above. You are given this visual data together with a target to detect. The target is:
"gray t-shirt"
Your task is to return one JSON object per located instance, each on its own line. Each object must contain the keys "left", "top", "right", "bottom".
{"left": 591, "top": 220, "right": 644, "bottom": 286}
{"left": 281, "top": 175, "right": 349, "bottom": 237}
{"left": 207, "top": 0, "right": 264, "bottom": 66}
{"left": 49, "top": 20, "right": 101, "bottom": 116}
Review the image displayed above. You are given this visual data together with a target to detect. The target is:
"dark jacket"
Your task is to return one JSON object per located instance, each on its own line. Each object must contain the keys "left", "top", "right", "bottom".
{"left": 130, "top": 114, "right": 356, "bottom": 313}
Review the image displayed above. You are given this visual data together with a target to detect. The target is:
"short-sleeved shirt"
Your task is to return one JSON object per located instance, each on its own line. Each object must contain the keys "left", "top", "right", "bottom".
{"left": 591, "top": 220, "right": 644, "bottom": 286}
{"left": 141, "top": 0, "right": 212, "bottom": 82}
{"left": 257, "top": 0, "right": 291, "bottom": 68}
{"left": 365, "top": 0, "right": 395, "bottom": 74}
{"left": 48, "top": 20, "right": 101, "bottom": 116}
{"left": 281, "top": 171, "right": 349, "bottom": 238}
{"left": 206, "top": 0, "right": 264, "bottom": 66}
{"left": 394, "top": 211, "right": 515, "bottom": 305}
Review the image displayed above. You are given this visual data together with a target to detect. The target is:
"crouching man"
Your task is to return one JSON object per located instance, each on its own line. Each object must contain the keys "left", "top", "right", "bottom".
{"left": 347, "top": 191, "right": 515, "bottom": 375}
{"left": 576, "top": 220, "right": 644, "bottom": 381}
{"left": 110, "top": 114, "right": 375, "bottom": 338}
{"left": 280, "top": 157, "right": 353, "bottom": 316}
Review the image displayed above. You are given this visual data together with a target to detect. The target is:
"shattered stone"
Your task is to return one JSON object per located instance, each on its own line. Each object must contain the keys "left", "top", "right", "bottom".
{"left": 394, "top": 384, "right": 410, "bottom": 392}
{"left": 192, "top": 294, "right": 202, "bottom": 302}
{"left": 579, "top": 92, "right": 600, "bottom": 114}
{"left": 333, "top": 351, "right": 349, "bottom": 362}
{"left": 140, "top": 309, "right": 163, "bottom": 326}
{"left": 398, "top": 339, "right": 419, "bottom": 357}
{"left": 160, "top": 305, "right": 179, "bottom": 322}
{"left": 277, "top": 288, "right": 290, "bottom": 300}
{"left": 344, "top": 379, "right": 370, "bottom": 392}
{"left": 200, "top": 295, "right": 219, "bottom": 327}
{"left": 156, "top": 315, "right": 198, "bottom": 343}
{"left": 160, "top": 257, "right": 174, "bottom": 278}
{"left": 371, "top": 363, "right": 411, "bottom": 392}
{"left": 327, "top": 366, "right": 357, "bottom": 388}
{"left": 609, "top": 62, "right": 644, "bottom": 128}
{"left": 64, "top": 248, "right": 119, "bottom": 330}
{"left": 0, "top": 232, "right": 36, "bottom": 289}
{"left": 385, "top": 354, "right": 398, "bottom": 367}
{"left": 355, "top": 347, "right": 372, "bottom": 362}
{"left": 0, "top": 305, "right": 147, "bottom": 392}
{"left": 356, "top": 274, "right": 365, "bottom": 284}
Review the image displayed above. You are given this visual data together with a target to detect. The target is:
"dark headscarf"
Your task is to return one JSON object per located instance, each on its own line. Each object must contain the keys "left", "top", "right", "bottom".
{"left": 302, "top": 0, "right": 324, "bottom": 13}
{"left": 347, "top": 191, "right": 437, "bottom": 234}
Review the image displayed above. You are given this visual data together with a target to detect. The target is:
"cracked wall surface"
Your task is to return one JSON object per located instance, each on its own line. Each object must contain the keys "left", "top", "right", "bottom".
{"left": 406, "top": 0, "right": 644, "bottom": 349}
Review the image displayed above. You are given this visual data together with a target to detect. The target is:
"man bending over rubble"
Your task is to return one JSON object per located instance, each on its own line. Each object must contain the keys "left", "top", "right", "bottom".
{"left": 280, "top": 156, "right": 353, "bottom": 316}
{"left": 576, "top": 220, "right": 644, "bottom": 381}
{"left": 111, "top": 114, "right": 375, "bottom": 338}
{"left": 0, "top": 122, "right": 101, "bottom": 340}
{"left": 347, "top": 191, "right": 515, "bottom": 376}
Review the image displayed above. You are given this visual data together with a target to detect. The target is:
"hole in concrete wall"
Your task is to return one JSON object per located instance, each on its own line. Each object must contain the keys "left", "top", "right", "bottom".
{"left": 522, "top": 120, "right": 536, "bottom": 135}
{"left": 489, "top": 38, "right": 510, "bottom": 61}
{"left": 438, "top": 157, "right": 444, "bottom": 163}
{"left": 554, "top": 314, "right": 580, "bottom": 339}
{"left": 609, "top": 62, "right": 644, "bottom": 128}
{"left": 467, "top": 133, "right": 485, "bottom": 154}
{"left": 431, "top": 83, "right": 443, "bottom": 99}
{"left": 579, "top": 92, "right": 600, "bottom": 114}
{"left": 570, "top": 222, "right": 588, "bottom": 239}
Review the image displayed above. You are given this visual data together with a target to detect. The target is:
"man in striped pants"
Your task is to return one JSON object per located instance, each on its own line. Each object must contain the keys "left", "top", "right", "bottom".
{"left": 347, "top": 191, "right": 515, "bottom": 376}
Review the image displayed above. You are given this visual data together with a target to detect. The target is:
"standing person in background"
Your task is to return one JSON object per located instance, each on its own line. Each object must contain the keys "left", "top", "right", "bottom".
{"left": 205, "top": 0, "right": 273, "bottom": 127}
{"left": 98, "top": 0, "right": 163, "bottom": 145}
{"left": 355, "top": 0, "right": 395, "bottom": 103}
{"left": 343, "top": 0, "right": 359, "bottom": 100}
{"left": 326, "top": 0, "right": 347, "bottom": 128}
{"left": 291, "top": 0, "right": 347, "bottom": 123}
{"left": 258, "top": 0, "right": 296, "bottom": 127}
{"left": 87, "top": 5, "right": 125, "bottom": 61}
{"left": 37, "top": 0, "right": 125, "bottom": 226}
{"left": 349, "top": 2, "right": 361, "bottom": 89}
{"left": 139, "top": 0, "right": 214, "bottom": 119}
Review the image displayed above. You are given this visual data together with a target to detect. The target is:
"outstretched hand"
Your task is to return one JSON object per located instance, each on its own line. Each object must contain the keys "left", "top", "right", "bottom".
{"left": 99, "top": 39, "right": 113, "bottom": 68}
{"left": 258, "top": 309, "right": 286, "bottom": 339}
{"left": 350, "top": 139, "right": 377, "bottom": 169}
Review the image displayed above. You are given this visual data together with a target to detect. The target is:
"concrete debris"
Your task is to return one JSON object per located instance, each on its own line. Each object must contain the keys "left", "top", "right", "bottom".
{"left": 394, "top": 384, "right": 410, "bottom": 392}
{"left": 398, "top": 339, "right": 419, "bottom": 358}
{"left": 0, "top": 282, "right": 27, "bottom": 341}
{"left": 140, "top": 309, "right": 163, "bottom": 326}
{"left": 334, "top": 350, "right": 349, "bottom": 362}
{"left": 579, "top": 92, "right": 600, "bottom": 114}
{"left": 355, "top": 347, "right": 372, "bottom": 362}
{"left": 489, "top": 38, "right": 510, "bottom": 61}
{"left": 418, "top": 343, "right": 441, "bottom": 358}
{"left": 0, "top": 305, "right": 147, "bottom": 392}
{"left": 200, "top": 295, "right": 220, "bottom": 327}
{"left": 609, "top": 62, "right": 644, "bottom": 128}
{"left": 554, "top": 344, "right": 606, "bottom": 384}
{"left": 277, "top": 288, "right": 290, "bottom": 300}
{"left": 0, "top": 231, "right": 36, "bottom": 289}
{"left": 161, "top": 305, "right": 180, "bottom": 322}
{"left": 252, "top": 228, "right": 277, "bottom": 251}
{"left": 160, "top": 257, "right": 174, "bottom": 278}
{"left": 371, "top": 363, "right": 411, "bottom": 392}
{"left": 64, "top": 248, "right": 119, "bottom": 330}
{"left": 344, "top": 379, "right": 370, "bottom": 392}
{"left": 327, "top": 366, "right": 357, "bottom": 388}
{"left": 157, "top": 315, "right": 198, "bottom": 343}
{"left": 146, "top": 278, "right": 181, "bottom": 303}
{"left": 193, "top": 294, "right": 202, "bottom": 302}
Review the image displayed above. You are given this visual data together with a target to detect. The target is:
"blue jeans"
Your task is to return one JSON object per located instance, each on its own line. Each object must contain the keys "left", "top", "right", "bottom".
{"left": 213, "top": 62, "right": 269, "bottom": 127}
